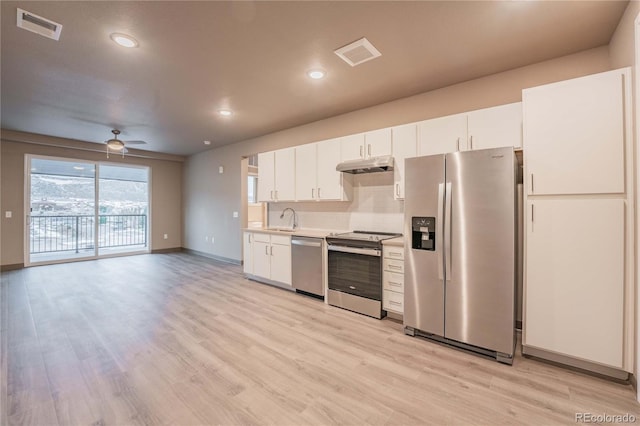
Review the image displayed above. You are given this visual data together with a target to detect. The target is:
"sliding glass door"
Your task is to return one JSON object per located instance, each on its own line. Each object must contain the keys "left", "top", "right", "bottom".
{"left": 97, "top": 164, "right": 149, "bottom": 257}
{"left": 26, "top": 155, "right": 150, "bottom": 266}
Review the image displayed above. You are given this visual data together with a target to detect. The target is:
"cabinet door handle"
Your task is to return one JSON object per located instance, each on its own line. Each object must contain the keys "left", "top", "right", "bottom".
{"left": 265, "top": 245, "right": 269, "bottom": 255}
{"left": 270, "top": 190, "right": 274, "bottom": 200}
{"left": 469, "top": 135, "right": 473, "bottom": 150}
{"left": 270, "top": 246, "right": 273, "bottom": 256}
{"left": 389, "top": 252, "right": 402, "bottom": 257}
{"left": 531, "top": 204, "right": 534, "bottom": 224}
{"left": 360, "top": 145, "right": 363, "bottom": 158}
{"left": 395, "top": 183, "right": 400, "bottom": 196}
{"left": 389, "top": 281, "right": 402, "bottom": 287}
{"left": 530, "top": 173, "right": 534, "bottom": 194}
{"left": 368, "top": 144, "right": 371, "bottom": 157}
{"left": 456, "top": 137, "right": 460, "bottom": 151}
{"left": 389, "top": 300, "right": 402, "bottom": 306}
{"left": 388, "top": 264, "right": 402, "bottom": 270}
{"left": 311, "top": 188, "right": 315, "bottom": 199}
{"left": 248, "top": 234, "right": 251, "bottom": 243}
{"left": 318, "top": 188, "right": 321, "bottom": 198}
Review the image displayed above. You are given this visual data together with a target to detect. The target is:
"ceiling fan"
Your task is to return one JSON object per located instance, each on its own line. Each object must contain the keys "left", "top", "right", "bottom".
{"left": 104, "top": 129, "right": 147, "bottom": 158}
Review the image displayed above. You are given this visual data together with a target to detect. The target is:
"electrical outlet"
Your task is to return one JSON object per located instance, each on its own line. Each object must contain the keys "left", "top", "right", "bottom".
{"left": 205, "top": 236, "right": 209, "bottom": 242}
{"left": 233, "top": 211, "right": 238, "bottom": 218}
{"left": 163, "top": 234, "right": 168, "bottom": 240}
{"left": 211, "top": 237, "right": 215, "bottom": 244}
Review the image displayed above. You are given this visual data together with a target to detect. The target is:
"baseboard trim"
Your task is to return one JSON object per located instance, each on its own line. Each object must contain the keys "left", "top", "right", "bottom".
{"left": 181, "top": 248, "right": 241, "bottom": 265}
{"left": 0, "top": 264, "right": 24, "bottom": 272}
{"left": 246, "top": 274, "right": 295, "bottom": 291}
{"left": 522, "top": 345, "right": 630, "bottom": 382}
{"left": 151, "top": 247, "right": 183, "bottom": 254}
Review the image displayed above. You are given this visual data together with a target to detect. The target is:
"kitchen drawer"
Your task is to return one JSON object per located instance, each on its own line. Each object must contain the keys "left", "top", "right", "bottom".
{"left": 383, "top": 258, "right": 404, "bottom": 274}
{"left": 253, "top": 233, "right": 270, "bottom": 243}
{"left": 384, "top": 246, "right": 404, "bottom": 260}
{"left": 270, "top": 234, "right": 291, "bottom": 246}
{"left": 383, "top": 271, "right": 404, "bottom": 293}
{"left": 383, "top": 289, "right": 404, "bottom": 313}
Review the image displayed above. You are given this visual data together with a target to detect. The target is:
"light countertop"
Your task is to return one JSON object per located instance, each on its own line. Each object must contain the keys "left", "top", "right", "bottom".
{"left": 243, "top": 227, "right": 346, "bottom": 239}
{"left": 382, "top": 236, "right": 405, "bottom": 247}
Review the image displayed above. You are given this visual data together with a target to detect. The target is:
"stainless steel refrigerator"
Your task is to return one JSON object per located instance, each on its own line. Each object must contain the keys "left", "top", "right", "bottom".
{"left": 403, "top": 147, "right": 516, "bottom": 364}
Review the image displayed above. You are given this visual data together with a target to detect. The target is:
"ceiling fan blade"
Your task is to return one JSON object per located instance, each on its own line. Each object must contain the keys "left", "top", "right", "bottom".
{"left": 124, "top": 140, "right": 147, "bottom": 145}
{"left": 123, "top": 147, "right": 129, "bottom": 154}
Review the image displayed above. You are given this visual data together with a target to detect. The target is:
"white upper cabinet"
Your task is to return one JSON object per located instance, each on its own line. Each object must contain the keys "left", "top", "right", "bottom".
{"left": 467, "top": 102, "right": 522, "bottom": 150}
{"left": 341, "top": 130, "right": 392, "bottom": 161}
{"left": 274, "top": 148, "right": 296, "bottom": 201}
{"left": 257, "top": 151, "right": 275, "bottom": 202}
{"left": 391, "top": 124, "right": 417, "bottom": 200}
{"left": 295, "top": 143, "right": 317, "bottom": 201}
{"left": 524, "top": 69, "right": 627, "bottom": 195}
{"left": 341, "top": 133, "right": 366, "bottom": 161}
{"left": 365, "top": 128, "right": 392, "bottom": 158}
{"left": 257, "top": 148, "right": 296, "bottom": 202}
{"left": 418, "top": 113, "right": 467, "bottom": 156}
{"left": 317, "top": 138, "right": 347, "bottom": 200}
{"left": 295, "top": 138, "right": 350, "bottom": 202}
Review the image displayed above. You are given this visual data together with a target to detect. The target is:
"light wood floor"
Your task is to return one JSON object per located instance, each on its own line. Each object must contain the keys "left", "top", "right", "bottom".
{"left": 2, "top": 253, "right": 639, "bottom": 425}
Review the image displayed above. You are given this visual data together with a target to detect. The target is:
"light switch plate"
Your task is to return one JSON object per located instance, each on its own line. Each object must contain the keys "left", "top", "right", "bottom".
{"left": 233, "top": 211, "right": 238, "bottom": 218}
{"left": 5, "top": 211, "right": 12, "bottom": 218}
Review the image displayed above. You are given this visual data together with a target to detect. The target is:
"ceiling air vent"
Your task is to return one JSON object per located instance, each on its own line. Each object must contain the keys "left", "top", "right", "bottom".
{"left": 334, "top": 37, "right": 381, "bottom": 67}
{"left": 16, "top": 8, "right": 62, "bottom": 41}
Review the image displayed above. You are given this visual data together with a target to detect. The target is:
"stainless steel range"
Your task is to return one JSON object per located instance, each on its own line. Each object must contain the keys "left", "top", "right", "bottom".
{"left": 326, "top": 231, "right": 401, "bottom": 319}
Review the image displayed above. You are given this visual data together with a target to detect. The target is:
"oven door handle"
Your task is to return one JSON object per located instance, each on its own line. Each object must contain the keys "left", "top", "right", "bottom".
{"left": 327, "top": 245, "right": 381, "bottom": 257}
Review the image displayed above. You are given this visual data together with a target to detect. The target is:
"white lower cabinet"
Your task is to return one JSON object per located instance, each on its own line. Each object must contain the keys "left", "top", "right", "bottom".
{"left": 248, "top": 232, "right": 292, "bottom": 286}
{"left": 382, "top": 245, "right": 405, "bottom": 314}
{"left": 524, "top": 198, "right": 624, "bottom": 368}
{"left": 243, "top": 232, "right": 254, "bottom": 274}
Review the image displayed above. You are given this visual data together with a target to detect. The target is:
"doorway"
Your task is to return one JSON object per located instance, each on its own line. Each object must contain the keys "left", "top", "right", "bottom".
{"left": 26, "top": 155, "right": 150, "bottom": 266}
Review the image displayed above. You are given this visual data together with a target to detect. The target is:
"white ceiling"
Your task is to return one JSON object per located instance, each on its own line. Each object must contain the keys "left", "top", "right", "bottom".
{"left": 0, "top": 1, "right": 629, "bottom": 156}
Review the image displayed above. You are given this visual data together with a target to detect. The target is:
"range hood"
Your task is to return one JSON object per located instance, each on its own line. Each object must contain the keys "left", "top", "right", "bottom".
{"left": 336, "top": 155, "right": 395, "bottom": 174}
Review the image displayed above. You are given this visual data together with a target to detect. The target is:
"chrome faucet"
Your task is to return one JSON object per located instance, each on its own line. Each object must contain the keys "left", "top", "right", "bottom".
{"left": 280, "top": 207, "right": 298, "bottom": 229}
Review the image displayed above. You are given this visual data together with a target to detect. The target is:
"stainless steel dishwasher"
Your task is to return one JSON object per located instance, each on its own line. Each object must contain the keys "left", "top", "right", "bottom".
{"left": 291, "top": 236, "right": 324, "bottom": 297}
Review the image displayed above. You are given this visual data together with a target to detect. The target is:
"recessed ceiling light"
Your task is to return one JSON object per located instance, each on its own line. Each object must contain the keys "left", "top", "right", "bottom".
{"left": 203, "top": 140, "right": 212, "bottom": 145}
{"left": 307, "top": 69, "right": 326, "bottom": 79}
{"left": 218, "top": 109, "right": 233, "bottom": 117}
{"left": 110, "top": 33, "right": 138, "bottom": 48}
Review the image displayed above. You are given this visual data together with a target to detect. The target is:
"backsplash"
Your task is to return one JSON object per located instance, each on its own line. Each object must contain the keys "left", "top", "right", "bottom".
{"left": 268, "top": 172, "right": 404, "bottom": 233}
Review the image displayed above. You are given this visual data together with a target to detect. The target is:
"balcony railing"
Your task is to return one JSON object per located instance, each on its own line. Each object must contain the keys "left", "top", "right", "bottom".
{"left": 29, "top": 214, "right": 148, "bottom": 254}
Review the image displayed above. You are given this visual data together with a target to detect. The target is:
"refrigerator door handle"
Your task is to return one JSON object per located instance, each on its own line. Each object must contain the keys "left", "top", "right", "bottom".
{"left": 437, "top": 183, "right": 445, "bottom": 280}
{"left": 444, "top": 182, "right": 452, "bottom": 281}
